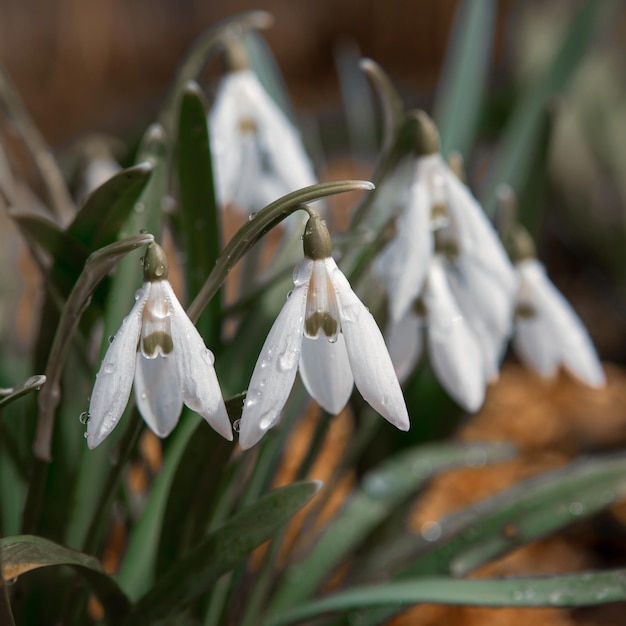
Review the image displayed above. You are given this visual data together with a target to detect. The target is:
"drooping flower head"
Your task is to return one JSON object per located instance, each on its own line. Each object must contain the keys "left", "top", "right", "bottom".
{"left": 238, "top": 211, "right": 410, "bottom": 449}
{"left": 375, "top": 112, "right": 517, "bottom": 410}
{"left": 503, "top": 213, "right": 605, "bottom": 388}
{"left": 87, "top": 242, "right": 232, "bottom": 448}
{"left": 209, "top": 39, "right": 317, "bottom": 214}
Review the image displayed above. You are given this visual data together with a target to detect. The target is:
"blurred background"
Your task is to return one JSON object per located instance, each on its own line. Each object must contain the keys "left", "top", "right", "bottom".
{"left": 0, "top": 0, "right": 625, "bottom": 362}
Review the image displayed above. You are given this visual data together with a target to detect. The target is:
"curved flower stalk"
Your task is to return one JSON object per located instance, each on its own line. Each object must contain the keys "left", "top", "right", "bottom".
{"left": 87, "top": 242, "right": 232, "bottom": 448}
{"left": 375, "top": 112, "right": 516, "bottom": 408}
{"left": 238, "top": 212, "right": 410, "bottom": 449}
{"left": 209, "top": 41, "right": 317, "bottom": 214}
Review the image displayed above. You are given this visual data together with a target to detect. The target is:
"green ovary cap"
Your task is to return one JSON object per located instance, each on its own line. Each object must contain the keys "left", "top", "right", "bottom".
{"left": 143, "top": 242, "right": 169, "bottom": 282}
{"left": 303, "top": 212, "right": 332, "bottom": 260}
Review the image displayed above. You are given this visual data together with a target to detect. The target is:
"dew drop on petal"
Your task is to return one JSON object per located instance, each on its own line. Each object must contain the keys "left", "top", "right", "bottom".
{"left": 84, "top": 432, "right": 89, "bottom": 439}
{"left": 245, "top": 389, "right": 263, "bottom": 408}
{"left": 79, "top": 411, "right": 91, "bottom": 424}
{"left": 248, "top": 211, "right": 257, "bottom": 221}
{"left": 103, "top": 363, "right": 116, "bottom": 375}
{"left": 259, "top": 411, "right": 275, "bottom": 431}
{"left": 108, "top": 335, "right": 116, "bottom": 344}
{"left": 341, "top": 304, "right": 361, "bottom": 324}
{"left": 201, "top": 348, "right": 215, "bottom": 366}
{"left": 327, "top": 335, "right": 338, "bottom": 344}
{"left": 278, "top": 344, "right": 299, "bottom": 372}
{"left": 233, "top": 419, "right": 241, "bottom": 433}
{"left": 287, "top": 290, "right": 293, "bottom": 299}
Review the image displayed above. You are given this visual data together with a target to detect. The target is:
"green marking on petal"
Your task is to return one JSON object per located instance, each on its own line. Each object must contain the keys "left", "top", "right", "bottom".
{"left": 142, "top": 331, "right": 174, "bottom": 357}
{"left": 305, "top": 312, "right": 338, "bottom": 339}
{"left": 515, "top": 302, "right": 537, "bottom": 320}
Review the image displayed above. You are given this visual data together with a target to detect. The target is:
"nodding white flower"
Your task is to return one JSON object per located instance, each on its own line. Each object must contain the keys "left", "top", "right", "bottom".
{"left": 386, "top": 256, "right": 486, "bottom": 413}
{"left": 376, "top": 112, "right": 516, "bottom": 404}
{"left": 209, "top": 67, "right": 317, "bottom": 213}
{"left": 86, "top": 243, "right": 232, "bottom": 448}
{"left": 513, "top": 258, "right": 605, "bottom": 388}
{"left": 238, "top": 213, "right": 410, "bottom": 449}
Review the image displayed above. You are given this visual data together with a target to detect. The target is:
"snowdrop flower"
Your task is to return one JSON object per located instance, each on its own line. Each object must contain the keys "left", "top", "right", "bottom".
{"left": 508, "top": 227, "right": 605, "bottom": 387}
{"left": 386, "top": 256, "right": 486, "bottom": 412}
{"left": 376, "top": 112, "right": 516, "bottom": 405}
{"left": 209, "top": 42, "right": 317, "bottom": 214}
{"left": 86, "top": 242, "right": 232, "bottom": 448}
{"left": 238, "top": 212, "right": 410, "bottom": 449}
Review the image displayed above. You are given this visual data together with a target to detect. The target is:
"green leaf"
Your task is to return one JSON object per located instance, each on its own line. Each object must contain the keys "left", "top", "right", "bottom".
{"left": 265, "top": 569, "right": 626, "bottom": 625}
{"left": 159, "top": 11, "right": 273, "bottom": 134}
{"left": 177, "top": 82, "right": 221, "bottom": 344}
{"left": 0, "top": 67, "right": 75, "bottom": 224}
{"left": 126, "top": 480, "right": 322, "bottom": 625}
{"left": 404, "top": 452, "right": 626, "bottom": 579}
{"left": 356, "top": 452, "right": 626, "bottom": 626}
{"left": 482, "top": 0, "right": 606, "bottom": 215}
{"left": 269, "top": 442, "right": 515, "bottom": 611}
{"left": 0, "top": 535, "right": 130, "bottom": 622}
{"left": 187, "top": 179, "right": 374, "bottom": 323}
{"left": 68, "top": 163, "right": 154, "bottom": 250}
{"left": 0, "top": 376, "right": 46, "bottom": 411}
{"left": 434, "top": 0, "right": 496, "bottom": 158}
{"left": 11, "top": 212, "right": 89, "bottom": 281}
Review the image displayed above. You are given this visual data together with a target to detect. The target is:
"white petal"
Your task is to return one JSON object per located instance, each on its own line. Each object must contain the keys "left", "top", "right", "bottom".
{"left": 375, "top": 179, "right": 433, "bottom": 323}
{"left": 166, "top": 283, "right": 233, "bottom": 440}
{"left": 209, "top": 70, "right": 316, "bottom": 211}
{"left": 134, "top": 352, "right": 182, "bottom": 437}
{"left": 87, "top": 285, "right": 149, "bottom": 448}
{"left": 515, "top": 260, "right": 605, "bottom": 387}
{"left": 424, "top": 258, "right": 486, "bottom": 412}
{"left": 386, "top": 312, "right": 423, "bottom": 383}
{"left": 445, "top": 256, "right": 516, "bottom": 382}
{"left": 238, "top": 281, "right": 309, "bottom": 449}
{"left": 443, "top": 163, "right": 516, "bottom": 293}
{"left": 329, "top": 260, "right": 410, "bottom": 431}
{"left": 299, "top": 333, "right": 354, "bottom": 414}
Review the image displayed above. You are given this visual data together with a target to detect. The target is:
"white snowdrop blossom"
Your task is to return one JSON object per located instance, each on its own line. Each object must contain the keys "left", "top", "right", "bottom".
{"left": 87, "top": 243, "right": 232, "bottom": 449}
{"left": 209, "top": 68, "right": 317, "bottom": 213}
{"left": 386, "top": 257, "right": 486, "bottom": 412}
{"left": 513, "top": 258, "right": 605, "bottom": 388}
{"left": 238, "top": 213, "right": 410, "bottom": 449}
{"left": 375, "top": 112, "right": 517, "bottom": 408}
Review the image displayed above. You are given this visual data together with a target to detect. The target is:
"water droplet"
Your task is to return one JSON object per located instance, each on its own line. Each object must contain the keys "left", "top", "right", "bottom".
{"left": 363, "top": 473, "right": 389, "bottom": 498}
{"left": 258, "top": 378, "right": 267, "bottom": 388}
{"left": 155, "top": 265, "right": 165, "bottom": 277}
{"left": 327, "top": 334, "right": 338, "bottom": 344}
{"left": 259, "top": 411, "right": 275, "bottom": 431}
{"left": 420, "top": 521, "right": 442, "bottom": 542}
{"left": 135, "top": 288, "right": 145, "bottom": 301}
{"left": 246, "top": 389, "right": 263, "bottom": 408}
{"left": 465, "top": 447, "right": 488, "bottom": 467}
{"left": 287, "top": 290, "right": 293, "bottom": 299}
{"left": 141, "top": 392, "right": 147, "bottom": 400}
{"left": 79, "top": 411, "right": 91, "bottom": 424}
{"left": 202, "top": 349, "right": 215, "bottom": 366}
{"left": 569, "top": 501, "right": 584, "bottom": 516}
{"left": 278, "top": 342, "right": 299, "bottom": 371}
{"left": 108, "top": 335, "right": 116, "bottom": 344}
{"left": 6, "top": 577, "right": 18, "bottom": 586}
{"left": 248, "top": 211, "right": 257, "bottom": 221}
{"left": 341, "top": 304, "right": 361, "bottom": 324}
{"left": 103, "top": 363, "right": 116, "bottom": 374}
{"left": 84, "top": 432, "right": 89, "bottom": 439}
{"left": 139, "top": 228, "right": 148, "bottom": 234}
{"left": 233, "top": 419, "right": 241, "bottom": 433}
{"left": 140, "top": 256, "right": 145, "bottom": 265}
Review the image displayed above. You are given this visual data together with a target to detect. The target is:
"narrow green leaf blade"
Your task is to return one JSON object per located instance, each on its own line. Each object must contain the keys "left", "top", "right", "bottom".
{"left": 270, "top": 442, "right": 515, "bottom": 610}
{"left": 1, "top": 535, "right": 130, "bottom": 622}
{"left": 177, "top": 82, "right": 221, "bottom": 343}
{"left": 68, "top": 163, "right": 154, "bottom": 250}
{"left": 434, "top": 0, "right": 496, "bottom": 158}
{"left": 265, "top": 570, "right": 626, "bottom": 626}
{"left": 128, "top": 480, "right": 322, "bottom": 625}
{"left": 483, "top": 0, "right": 606, "bottom": 214}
